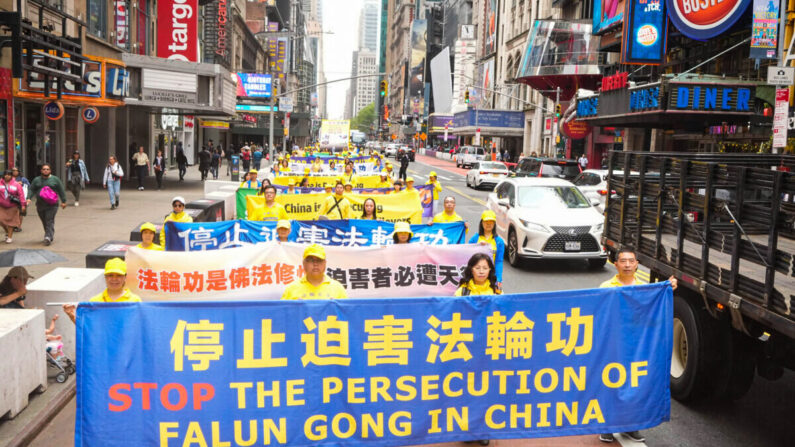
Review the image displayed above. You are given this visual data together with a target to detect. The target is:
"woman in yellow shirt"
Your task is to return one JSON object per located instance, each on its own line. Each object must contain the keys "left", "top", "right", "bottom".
{"left": 137, "top": 222, "right": 163, "bottom": 251}
{"left": 454, "top": 253, "right": 502, "bottom": 296}
{"left": 361, "top": 198, "right": 379, "bottom": 220}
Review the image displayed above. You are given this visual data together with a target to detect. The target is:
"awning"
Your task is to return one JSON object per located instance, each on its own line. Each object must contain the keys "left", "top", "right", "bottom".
{"left": 452, "top": 126, "right": 524, "bottom": 137}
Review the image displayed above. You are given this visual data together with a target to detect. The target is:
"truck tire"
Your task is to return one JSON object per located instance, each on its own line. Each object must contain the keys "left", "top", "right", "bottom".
{"left": 670, "top": 293, "right": 724, "bottom": 401}
{"left": 721, "top": 332, "right": 757, "bottom": 400}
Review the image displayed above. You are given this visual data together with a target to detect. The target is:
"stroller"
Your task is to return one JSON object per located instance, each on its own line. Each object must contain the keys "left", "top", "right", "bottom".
{"left": 46, "top": 340, "right": 75, "bottom": 383}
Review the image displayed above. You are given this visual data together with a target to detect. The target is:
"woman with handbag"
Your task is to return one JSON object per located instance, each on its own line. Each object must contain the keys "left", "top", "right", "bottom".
{"left": 103, "top": 156, "right": 124, "bottom": 210}
{"left": 0, "top": 170, "right": 26, "bottom": 243}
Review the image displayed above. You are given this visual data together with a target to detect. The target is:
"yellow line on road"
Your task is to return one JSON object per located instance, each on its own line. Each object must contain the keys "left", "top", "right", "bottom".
{"left": 447, "top": 185, "right": 486, "bottom": 206}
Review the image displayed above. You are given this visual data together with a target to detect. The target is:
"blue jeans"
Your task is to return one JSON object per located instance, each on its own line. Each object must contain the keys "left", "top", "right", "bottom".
{"left": 107, "top": 180, "right": 120, "bottom": 206}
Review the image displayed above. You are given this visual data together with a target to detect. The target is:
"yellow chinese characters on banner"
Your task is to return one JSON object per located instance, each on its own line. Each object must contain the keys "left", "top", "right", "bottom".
{"left": 272, "top": 175, "right": 383, "bottom": 189}
{"left": 247, "top": 190, "right": 423, "bottom": 223}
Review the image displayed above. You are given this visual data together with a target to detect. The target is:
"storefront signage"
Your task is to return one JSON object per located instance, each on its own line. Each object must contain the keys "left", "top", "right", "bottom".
{"left": 235, "top": 73, "right": 272, "bottom": 98}
{"left": 428, "top": 115, "right": 453, "bottom": 132}
{"left": 629, "top": 86, "right": 661, "bottom": 112}
{"left": 235, "top": 104, "right": 278, "bottom": 113}
{"left": 577, "top": 96, "right": 599, "bottom": 118}
{"left": 593, "top": 0, "right": 625, "bottom": 34}
{"left": 157, "top": 0, "right": 199, "bottom": 62}
{"left": 666, "top": 0, "right": 750, "bottom": 40}
{"left": 143, "top": 89, "right": 196, "bottom": 104}
{"left": 623, "top": 0, "right": 668, "bottom": 64}
{"left": 773, "top": 88, "right": 789, "bottom": 148}
{"left": 106, "top": 68, "right": 130, "bottom": 98}
{"left": 561, "top": 119, "right": 592, "bottom": 140}
{"left": 240, "top": 113, "right": 257, "bottom": 124}
{"left": 82, "top": 106, "right": 100, "bottom": 124}
{"left": 767, "top": 66, "right": 794, "bottom": 86}
{"left": 669, "top": 84, "right": 753, "bottom": 113}
{"left": 202, "top": 0, "right": 231, "bottom": 66}
{"left": 602, "top": 72, "right": 629, "bottom": 92}
{"left": 161, "top": 111, "right": 180, "bottom": 130}
{"left": 44, "top": 101, "right": 64, "bottom": 120}
{"left": 200, "top": 120, "right": 229, "bottom": 129}
{"left": 184, "top": 116, "right": 195, "bottom": 129}
{"left": 16, "top": 56, "right": 127, "bottom": 105}
{"left": 452, "top": 109, "right": 524, "bottom": 129}
{"left": 750, "top": 0, "right": 779, "bottom": 59}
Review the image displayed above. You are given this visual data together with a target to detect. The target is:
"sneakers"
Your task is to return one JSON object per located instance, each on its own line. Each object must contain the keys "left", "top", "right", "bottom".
{"left": 14, "top": 227, "right": 21, "bottom": 232}
{"left": 624, "top": 431, "right": 645, "bottom": 442}
{"left": 138, "top": 186, "right": 144, "bottom": 191}
{"left": 44, "top": 237, "right": 51, "bottom": 246}
{"left": 111, "top": 204, "right": 116, "bottom": 210}
{"left": 599, "top": 433, "right": 615, "bottom": 443}
{"left": 74, "top": 201, "right": 79, "bottom": 207}
{"left": 115, "top": 197, "right": 119, "bottom": 207}
{"left": 5, "top": 236, "right": 11, "bottom": 244}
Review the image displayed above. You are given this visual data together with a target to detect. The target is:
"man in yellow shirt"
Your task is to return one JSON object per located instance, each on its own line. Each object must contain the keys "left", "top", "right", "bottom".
{"left": 160, "top": 196, "right": 194, "bottom": 246}
{"left": 431, "top": 196, "right": 469, "bottom": 231}
{"left": 426, "top": 171, "right": 443, "bottom": 214}
{"left": 376, "top": 171, "right": 392, "bottom": 188}
{"left": 255, "top": 185, "right": 288, "bottom": 221}
{"left": 318, "top": 182, "right": 352, "bottom": 219}
{"left": 281, "top": 244, "right": 347, "bottom": 300}
{"left": 137, "top": 222, "right": 163, "bottom": 251}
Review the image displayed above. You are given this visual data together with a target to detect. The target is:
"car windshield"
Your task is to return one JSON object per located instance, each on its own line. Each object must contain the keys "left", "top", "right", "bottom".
{"left": 481, "top": 162, "right": 507, "bottom": 170}
{"left": 517, "top": 186, "right": 591, "bottom": 209}
{"left": 541, "top": 163, "right": 580, "bottom": 179}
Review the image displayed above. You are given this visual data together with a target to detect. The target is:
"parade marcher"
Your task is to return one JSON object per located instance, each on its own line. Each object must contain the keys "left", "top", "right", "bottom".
{"left": 0, "top": 170, "right": 26, "bottom": 244}
{"left": 103, "top": 156, "right": 124, "bottom": 210}
{"left": 376, "top": 171, "right": 392, "bottom": 188}
{"left": 405, "top": 177, "right": 416, "bottom": 192}
{"left": 468, "top": 210, "right": 504, "bottom": 289}
{"left": 454, "top": 253, "right": 502, "bottom": 296}
{"left": 160, "top": 196, "right": 193, "bottom": 246}
{"left": 329, "top": 160, "right": 337, "bottom": 172}
{"left": 398, "top": 150, "right": 410, "bottom": 181}
{"left": 342, "top": 162, "right": 357, "bottom": 185}
{"left": 28, "top": 163, "right": 67, "bottom": 246}
{"left": 598, "top": 247, "right": 677, "bottom": 444}
{"left": 392, "top": 221, "right": 413, "bottom": 244}
{"left": 176, "top": 145, "right": 188, "bottom": 181}
{"left": 65, "top": 151, "right": 88, "bottom": 206}
{"left": 132, "top": 146, "right": 150, "bottom": 190}
{"left": 198, "top": 146, "right": 212, "bottom": 181}
{"left": 343, "top": 181, "right": 354, "bottom": 194}
{"left": 153, "top": 149, "right": 166, "bottom": 190}
{"left": 318, "top": 182, "right": 352, "bottom": 220}
{"left": 431, "top": 196, "right": 468, "bottom": 231}
{"left": 276, "top": 219, "right": 291, "bottom": 242}
{"left": 299, "top": 177, "right": 310, "bottom": 188}
{"left": 255, "top": 185, "right": 288, "bottom": 221}
{"left": 62, "top": 258, "right": 142, "bottom": 323}
{"left": 240, "top": 169, "right": 261, "bottom": 189}
{"left": 137, "top": 222, "right": 163, "bottom": 251}
{"left": 281, "top": 244, "right": 348, "bottom": 300}
{"left": 426, "top": 171, "right": 443, "bottom": 213}
{"left": 322, "top": 183, "right": 333, "bottom": 196}
{"left": 0, "top": 266, "right": 32, "bottom": 308}
{"left": 286, "top": 179, "right": 299, "bottom": 194}
{"left": 392, "top": 180, "right": 403, "bottom": 193}
{"left": 279, "top": 158, "right": 291, "bottom": 173}
{"left": 361, "top": 198, "right": 378, "bottom": 220}
{"left": 256, "top": 179, "right": 273, "bottom": 195}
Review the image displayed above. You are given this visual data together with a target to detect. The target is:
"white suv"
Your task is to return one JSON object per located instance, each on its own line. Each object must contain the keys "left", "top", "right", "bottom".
{"left": 455, "top": 146, "right": 486, "bottom": 168}
{"left": 487, "top": 178, "right": 607, "bottom": 268}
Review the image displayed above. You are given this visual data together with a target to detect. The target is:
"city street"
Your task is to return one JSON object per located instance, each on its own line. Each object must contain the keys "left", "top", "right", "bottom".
{"left": 16, "top": 155, "right": 794, "bottom": 447}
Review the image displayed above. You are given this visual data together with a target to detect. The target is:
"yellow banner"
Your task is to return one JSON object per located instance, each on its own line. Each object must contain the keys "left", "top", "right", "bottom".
{"left": 247, "top": 190, "right": 423, "bottom": 223}
{"left": 272, "top": 174, "right": 383, "bottom": 189}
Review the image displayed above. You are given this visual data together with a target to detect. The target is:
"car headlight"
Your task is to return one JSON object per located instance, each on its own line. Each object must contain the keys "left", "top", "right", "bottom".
{"left": 592, "top": 223, "right": 603, "bottom": 233}
{"left": 519, "top": 219, "right": 550, "bottom": 233}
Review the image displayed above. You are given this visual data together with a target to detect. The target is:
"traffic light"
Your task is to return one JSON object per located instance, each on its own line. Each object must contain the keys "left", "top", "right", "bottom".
{"left": 555, "top": 104, "right": 561, "bottom": 118}
{"left": 464, "top": 90, "right": 470, "bottom": 104}
{"left": 380, "top": 80, "right": 388, "bottom": 97}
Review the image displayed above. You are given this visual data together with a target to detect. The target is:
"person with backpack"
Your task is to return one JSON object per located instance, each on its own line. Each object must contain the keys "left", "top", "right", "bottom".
{"left": 252, "top": 147, "right": 263, "bottom": 171}
{"left": 210, "top": 149, "right": 221, "bottom": 179}
{"left": 27, "top": 163, "right": 67, "bottom": 246}
{"left": 65, "top": 151, "right": 89, "bottom": 206}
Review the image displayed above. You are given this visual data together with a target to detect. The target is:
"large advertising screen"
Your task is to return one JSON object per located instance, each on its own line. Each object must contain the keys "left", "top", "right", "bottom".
{"left": 319, "top": 120, "right": 350, "bottom": 148}
{"left": 622, "top": 0, "right": 668, "bottom": 64}
{"left": 409, "top": 20, "right": 427, "bottom": 116}
{"left": 157, "top": 0, "right": 199, "bottom": 62}
{"left": 594, "top": 0, "right": 625, "bottom": 34}
{"left": 235, "top": 73, "right": 273, "bottom": 98}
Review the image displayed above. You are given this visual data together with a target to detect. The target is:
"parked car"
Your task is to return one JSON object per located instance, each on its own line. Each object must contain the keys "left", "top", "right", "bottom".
{"left": 455, "top": 146, "right": 487, "bottom": 168}
{"left": 466, "top": 161, "right": 510, "bottom": 189}
{"left": 513, "top": 157, "right": 582, "bottom": 181}
{"left": 573, "top": 169, "right": 614, "bottom": 212}
{"left": 487, "top": 178, "right": 606, "bottom": 268}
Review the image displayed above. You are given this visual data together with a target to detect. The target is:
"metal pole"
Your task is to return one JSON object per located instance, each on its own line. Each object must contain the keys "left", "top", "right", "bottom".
{"left": 552, "top": 87, "right": 560, "bottom": 157}
{"left": 269, "top": 86, "right": 276, "bottom": 164}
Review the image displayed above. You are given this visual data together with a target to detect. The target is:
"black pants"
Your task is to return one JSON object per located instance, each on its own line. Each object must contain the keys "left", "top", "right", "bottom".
{"left": 178, "top": 163, "right": 187, "bottom": 180}
{"left": 155, "top": 170, "right": 164, "bottom": 189}
{"left": 200, "top": 165, "right": 209, "bottom": 180}
{"left": 398, "top": 166, "right": 408, "bottom": 181}
{"left": 68, "top": 175, "right": 81, "bottom": 201}
{"left": 136, "top": 165, "right": 147, "bottom": 188}
{"left": 37, "top": 205, "right": 57, "bottom": 241}
{"left": 242, "top": 159, "right": 250, "bottom": 172}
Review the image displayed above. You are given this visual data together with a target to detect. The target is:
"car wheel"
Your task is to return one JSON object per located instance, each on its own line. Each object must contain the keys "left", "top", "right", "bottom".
{"left": 507, "top": 228, "right": 522, "bottom": 267}
{"left": 588, "top": 258, "right": 607, "bottom": 269}
{"left": 466, "top": 176, "right": 471, "bottom": 188}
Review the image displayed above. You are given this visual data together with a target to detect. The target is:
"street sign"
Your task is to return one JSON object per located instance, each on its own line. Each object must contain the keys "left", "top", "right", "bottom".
{"left": 767, "top": 66, "right": 794, "bottom": 86}
{"left": 81, "top": 106, "right": 100, "bottom": 124}
{"left": 773, "top": 88, "right": 789, "bottom": 149}
{"left": 44, "top": 101, "right": 64, "bottom": 120}
{"left": 279, "top": 97, "right": 293, "bottom": 112}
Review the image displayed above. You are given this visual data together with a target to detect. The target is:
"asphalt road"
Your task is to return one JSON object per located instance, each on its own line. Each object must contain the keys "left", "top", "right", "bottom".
{"left": 405, "top": 153, "right": 795, "bottom": 447}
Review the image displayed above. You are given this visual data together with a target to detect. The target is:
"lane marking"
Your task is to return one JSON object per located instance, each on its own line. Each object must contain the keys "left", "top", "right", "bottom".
{"left": 447, "top": 185, "right": 486, "bottom": 206}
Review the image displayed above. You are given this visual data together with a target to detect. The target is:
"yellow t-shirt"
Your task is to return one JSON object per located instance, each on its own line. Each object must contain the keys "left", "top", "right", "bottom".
{"left": 319, "top": 195, "right": 352, "bottom": 219}
{"left": 454, "top": 280, "right": 501, "bottom": 296}
{"left": 376, "top": 180, "right": 392, "bottom": 189}
{"left": 281, "top": 276, "right": 348, "bottom": 300}
{"left": 136, "top": 242, "right": 164, "bottom": 251}
{"left": 256, "top": 202, "right": 288, "bottom": 221}
{"left": 161, "top": 212, "right": 194, "bottom": 246}
{"left": 426, "top": 180, "right": 442, "bottom": 200}
{"left": 89, "top": 288, "right": 142, "bottom": 302}
{"left": 433, "top": 212, "right": 464, "bottom": 223}
{"left": 599, "top": 273, "right": 647, "bottom": 288}
{"left": 477, "top": 235, "right": 497, "bottom": 259}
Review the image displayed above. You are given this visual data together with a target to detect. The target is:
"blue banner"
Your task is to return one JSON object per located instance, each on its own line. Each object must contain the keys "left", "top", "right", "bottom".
{"left": 75, "top": 283, "right": 672, "bottom": 446}
{"left": 165, "top": 220, "right": 468, "bottom": 251}
{"left": 622, "top": 0, "right": 667, "bottom": 64}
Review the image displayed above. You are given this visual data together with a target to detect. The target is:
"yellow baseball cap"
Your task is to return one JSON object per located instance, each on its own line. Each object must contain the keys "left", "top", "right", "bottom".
{"left": 249, "top": 168, "right": 258, "bottom": 174}
{"left": 324, "top": 183, "right": 332, "bottom": 189}
{"left": 386, "top": 162, "right": 392, "bottom": 167}
{"left": 104, "top": 257, "right": 127, "bottom": 276}
{"left": 288, "top": 179, "right": 295, "bottom": 186}
{"left": 481, "top": 210, "right": 497, "bottom": 222}
{"left": 277, "top": 219, "right": 291, "bottom": 230}
{"left": 344, "top": 180, "right": 353, "bottom": 187}
{"left": 303, "top": 243, "right": 326, "bottom": 260}
{"left": 393, "top": 221, "right": 413, "bottom": 237}
{"left": 429, "top": 171, "right": 437, "bottom": 177}
{"left": 406, "top": 176, "right": 414, "bottom": 183}
{"left": 140, "top": 222, "right": 157, "bottom": 234}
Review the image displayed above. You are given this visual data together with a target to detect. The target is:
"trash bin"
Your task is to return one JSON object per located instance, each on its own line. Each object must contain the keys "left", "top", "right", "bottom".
{"left": 129, "top": 221, "right": 164, "bottom": 242}
{"left": 186, "top": 198, "right": 225, "bottom": 222}
{"left": 85, "top": 240, "right": 138, "bottom": 268}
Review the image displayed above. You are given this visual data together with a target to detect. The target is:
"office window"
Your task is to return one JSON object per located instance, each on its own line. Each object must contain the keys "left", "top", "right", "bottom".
{"left": 136, "top": 0, "right": 150, "bottom": 55}
{"left": 87, "top": 0, "right": 107, "bottom": 38}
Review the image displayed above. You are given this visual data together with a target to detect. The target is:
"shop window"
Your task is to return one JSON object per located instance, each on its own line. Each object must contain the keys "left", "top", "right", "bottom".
{"left": 88, "top": 0, "right": 108, "bottom": 39}
{"left": 136, "top": 0, "right": 150, "bottom": 55}
{"left": 65, "top": 108, "right": 78, "bottom": 156}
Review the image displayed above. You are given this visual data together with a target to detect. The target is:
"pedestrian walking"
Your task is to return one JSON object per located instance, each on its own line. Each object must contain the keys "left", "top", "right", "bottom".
{"left": 160, "top": 196, "right": 194, "bottom": 246}
{"left": 211, "top": 149, "right": 221, "bottom": 179}
{"left": 153, "top": 150, "right": 166, "bottom": 190}
{"left": 103, "top": 156, "right": 124, "bottom": 210}
{"left": 281, "top": 244, "right": 348, "bottom": 300}
{"left": 240, "top": 146, "right": 251, "bottom": 172}
{"left": 27, "top": 163, "right": 67, "bottom": 246}
{"left": 176, "top": 146, "right": 188, "bottom": 181}
{"left": 454, "top": 253, "right": 501, "bottom": 296}
{"left": 398, "top": 150, "right": 409, "bottom": 181}
{"left": 65, "top": 151, "right": 89, "bottom": 206}
{"left": 252, "top": 147, "right": 263, "bottom": 171}
{"left": 198, "top": 146, "right": 212, "bottom": 181}
{"left": 578, "top": 154, "right": 588, "bottom": 170}
{"left": 11, "top": 167, "right": 29, "bottom": 233}
{"left": 468, "top": 210, "right": 505, "bottom": 290}
{"left": 601, "top": 154, "right": 609, "bottom": 169}
{"left": 132, "top": 146, "right": 150, "bottom": 190}
{"left": 0, "top": 170, "right": 26, "bottom": 244}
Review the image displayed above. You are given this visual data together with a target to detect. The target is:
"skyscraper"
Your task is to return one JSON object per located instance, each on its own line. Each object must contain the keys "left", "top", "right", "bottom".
{"left": 359, "top": 0, "right": 380, "bottom": 52}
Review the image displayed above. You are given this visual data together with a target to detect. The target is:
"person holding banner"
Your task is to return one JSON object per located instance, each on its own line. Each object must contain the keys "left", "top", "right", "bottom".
{"left": 160, "top": 196, "right": 193, "bottom": 246}
{"left": 469, "top": 210, "right": 504, "bottom": 289}
{"left": 254, "top": 185, "right": 288, "bottom": 221}
{"left": 361, "top": 198, "right": 379, "bottom": 220}
{"left": 392, "top": 180, "right": 404, "bottom": 193}
{"left": 454, "top": 252, "right": 502, "bottom": 296}
{"left": 256, "top": 179, "right": 272, "bottom": 196}
{"left": 318, "top": 183, "right": 352, "bottom": 220}
{"left": 432, "top": 196, "right": 469, "bottom": 231}
{"left": 276, "top": 220, "right": 292, "bottom": 242}
{"left": 392, "top": 221, "right": 414, "bottom": 244}
{"left": 299, "top": 177, "right": 310, "bottom": 188}
{"left": 281, "top": 244, "right": 347, "bottom": 300}
{"left": 136, "top": 222, "right": 163, "bottom": 251}
{"left": 279, "top": 158, "right": 290, "bottom": 173}
{"left": 427, "top": 172, "right": 443, "bottom": 213}
{"left": 240, "top": 169, "right": 261, "bottom": 189}
{"left": 376, "top": 171, "right": 392, "bottom": 188}
{"left": 286, "top": 179, "right": 299, "bottom": 194}
{"left": 63, "top": 258, "right": 141, "bottom": 323}
{"left": 385, "top": 162, "right": 395, "bottom": 179}
{"left": 342, "top": 162, "right": 357, "bottom": 185}
{"left": 343, "top": 181, "right": 354, "bottom": 194}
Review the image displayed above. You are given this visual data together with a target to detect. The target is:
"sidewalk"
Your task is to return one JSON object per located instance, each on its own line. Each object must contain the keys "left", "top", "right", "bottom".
{"left": 0, "top": 164, "right": 213, "bottom": 446}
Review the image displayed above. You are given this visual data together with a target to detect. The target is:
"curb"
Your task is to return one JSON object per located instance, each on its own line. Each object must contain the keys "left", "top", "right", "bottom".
{"left": 7, "top": 381, "right": 76, "bottom": 447}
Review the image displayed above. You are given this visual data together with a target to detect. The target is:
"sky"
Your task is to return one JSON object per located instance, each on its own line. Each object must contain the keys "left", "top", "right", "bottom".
{"left": 321, "top": 0, "right": 364, "bottom": 119}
